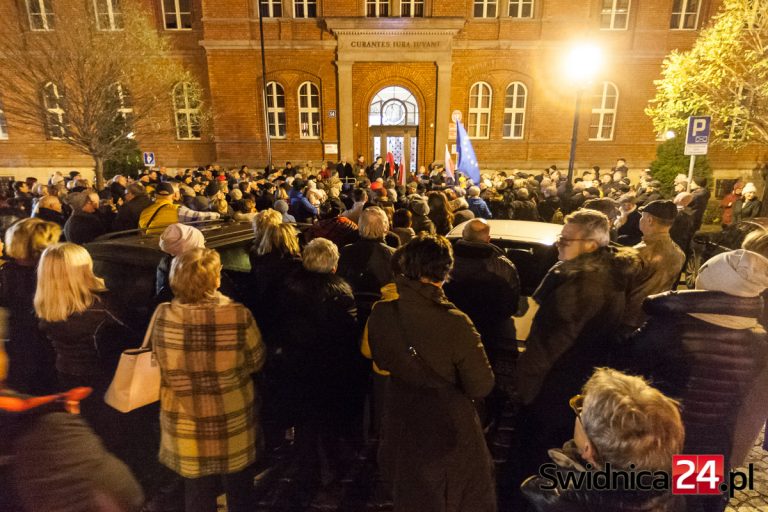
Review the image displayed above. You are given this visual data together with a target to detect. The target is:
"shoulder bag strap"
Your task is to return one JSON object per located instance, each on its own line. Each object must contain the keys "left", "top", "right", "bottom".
{"left": 145, "top": 203, "right": 170, "bottom": 229}
{"left": 140, "top": 304, "right": 164, "bottom": 350}
{"left": 392, "top": 300, "right": 455, "bottom": 390}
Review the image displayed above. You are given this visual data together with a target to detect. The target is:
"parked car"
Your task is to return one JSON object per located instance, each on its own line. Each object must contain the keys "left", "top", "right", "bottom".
{"left": 685, "top": 218, "right": 768, "bottom": 288}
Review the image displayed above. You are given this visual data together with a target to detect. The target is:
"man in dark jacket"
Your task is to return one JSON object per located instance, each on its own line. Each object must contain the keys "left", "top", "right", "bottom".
{"left": 305, "top": 198, "right": 360, "bottom": 248}
{"left": 444, "top": 218, "right": 519, "bottom": 362}
{"left": 689, "top": 177, "right": 711, "bottom": 231}
{"left": 112, "top": 182, "right": 152, "bottom": 232}
{"left": 33, "top": 195, "right": 66, "bottom": 228}
{"left": 337, "top": 207, "right": 396, "bottom": 326}
{"left": 63, "top": 191, "right": 107, "bottom": 244}
{"left": 512, "top": 210, "right": 640, "bottom": 483}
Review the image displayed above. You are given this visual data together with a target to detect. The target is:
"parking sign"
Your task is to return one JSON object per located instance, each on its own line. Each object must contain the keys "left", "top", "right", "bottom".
{"left": 143, "top": 152, "right": 156, "bottom": 167}
{"left": 684, "top": 116, "right": 711, "bottom": 156}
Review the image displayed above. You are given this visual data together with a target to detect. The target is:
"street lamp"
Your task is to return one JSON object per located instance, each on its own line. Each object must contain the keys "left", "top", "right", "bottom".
{"left": 564, "top": 43, "right": 603, "bottom": 192}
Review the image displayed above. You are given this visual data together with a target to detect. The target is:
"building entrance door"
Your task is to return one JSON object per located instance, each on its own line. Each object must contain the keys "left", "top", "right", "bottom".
{"left": 368, "top": 86, "right": 420, "bottom": 172}
{"left": 369, "top": 126, "right": 418, "bottom": 172}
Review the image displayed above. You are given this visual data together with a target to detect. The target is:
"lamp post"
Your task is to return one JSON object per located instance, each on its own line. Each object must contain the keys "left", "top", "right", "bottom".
{"left": 564, "top": 43, "right": 603, "bottom": 193}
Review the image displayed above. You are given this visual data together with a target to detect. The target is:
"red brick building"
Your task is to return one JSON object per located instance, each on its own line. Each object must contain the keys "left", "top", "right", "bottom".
{"left": 0, "top": 0, "right": 764, "bottom": 188}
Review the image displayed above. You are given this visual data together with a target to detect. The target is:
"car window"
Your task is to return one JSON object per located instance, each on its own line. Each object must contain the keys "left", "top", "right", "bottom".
{"left": 493, "top": 240, "right": 558, "bottom": 296}
{"left": 218, "top": 241, "right": 252, "bottom": 273}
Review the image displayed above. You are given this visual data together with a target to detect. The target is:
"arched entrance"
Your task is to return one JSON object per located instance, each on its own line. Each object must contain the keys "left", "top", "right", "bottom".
{"left": 368, "top": 86, "right": 419, "bottom": 172}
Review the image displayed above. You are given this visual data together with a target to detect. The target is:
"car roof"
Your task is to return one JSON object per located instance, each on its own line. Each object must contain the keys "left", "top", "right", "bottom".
{"left": 741, "top": 217, "right": 768, "bottom": 230}
{"left": 447, "top": 220, "right": 563, "bottom": 245}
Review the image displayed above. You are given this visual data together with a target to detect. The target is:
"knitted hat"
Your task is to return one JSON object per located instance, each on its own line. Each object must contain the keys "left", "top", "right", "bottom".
{"left": 742, "top": 182, "right": 757, "bottom": 195}
{"left": 229, "top": 188, "right": 243, "bottom": 201}
{"left": 274, "top": 199, "right": 289, "bottom": 214}
{"left": 159, "top": 224, "right": 205, "bottom": 257}
{"left": 696, "top": 249, "right": 768, "bottom": 297}
{"left": 409, "top": 196, "right": 430, "bottom": 216}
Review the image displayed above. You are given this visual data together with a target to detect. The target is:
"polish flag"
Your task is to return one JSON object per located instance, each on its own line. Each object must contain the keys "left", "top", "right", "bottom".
{"left": 445, "top": 144, "right": 456, "bottom": 180}
{"left": 386, "top": 152, "right": 396, "bottom": 177}
{"left": 398, "top": 158, "right": 407, "bottom": 186}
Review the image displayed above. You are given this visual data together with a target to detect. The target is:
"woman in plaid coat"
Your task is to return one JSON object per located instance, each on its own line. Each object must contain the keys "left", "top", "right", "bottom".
{"left": 149, "top": 247, "right": 266, "bottom": 512}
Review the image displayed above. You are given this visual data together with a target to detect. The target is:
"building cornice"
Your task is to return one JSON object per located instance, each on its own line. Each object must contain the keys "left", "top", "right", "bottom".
{"left": 324, "top": 17, "right": 466, "bottom": 36}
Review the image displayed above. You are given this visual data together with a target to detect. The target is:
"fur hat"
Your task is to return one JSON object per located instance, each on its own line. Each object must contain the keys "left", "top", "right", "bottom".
{"left": 159, "top": 224, "right": 205, "bottom": 257}
{"left": 742, "top": 182, "right": 757, "bottom": 195}
{"left": 696, "top": 249, "right": 768, "bottom": 297}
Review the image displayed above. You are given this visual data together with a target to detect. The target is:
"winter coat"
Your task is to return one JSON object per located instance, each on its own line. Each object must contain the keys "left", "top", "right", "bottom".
{"left": 305, "top": 216, "right": 360, "bottom": 248}
{"left": 138, "top": 198, "right": 180, "bottom": 235}
{"left": 39, "top": 292, "right": 134, "bottom": 380}
{"left": 0, "top": 392, "right": 144, "bottom": 512}
{"left": 278, "top": 270, "right": 366, "bottom": 429}
{"left": 288, "top": 189, "right": 318, "bottom": 222}
{"left": 0, "top": 260, "right": 57, "bottom": 395}
{"left": 617, "top": 209, "right": 642, "bottom": 246}
{"left": 112, "top": 195, "right": 152, "bottom": 232}
{"left": 467, "top": 196, "right": 493, "bottom": 219}
{"left": 689, "top": 187, "right": 711, "bottom": 230}
{"left": 64, "top": 212, "right": 107, "bottom": 244}
{"left": 628, "top": 291, "right": 768, "bottom": 466}
{"left": 33, "top": 207, "right": 66, "bottom": 228}
{"left": 733, "top": 197, "right": 762, "bottom": 223}
{"left": 444, "top": 240, "right": 520, "bottom": 358}
{"left": 670, "top": 207, "right": 696, "bottom": 258}
{"left": 537, "top": 197, "right": 561, "bottom": 223}
{"left": 510, "top": 199, "right": 540, "bottom": 221}
{"left": 514, "top": 247, "right": 639, "bottom": 474}
{"left": 150, "top": 295, "right": 266, "bottom": 478}
{"left": 623, "top": 232, "right": 686, "bottom": 329}
{"left": 521, "top": 443, "right": 682, "bottom": 512}
{"left": 367, "top": 277, "right": 496, "bottom": 512}
{"left": 337, "top": 238, "right": 395, "bottom": 325}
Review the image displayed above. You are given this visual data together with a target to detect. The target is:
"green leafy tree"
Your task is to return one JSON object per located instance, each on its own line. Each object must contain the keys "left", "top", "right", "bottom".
{"left": 0, "top": 3, "right": 206, "bottom": 190}
{"left": 649, "top": 137, "right": 712, "bottom": 197}
{"left": 647, "top": 0, "right": 768, "bottom": 147}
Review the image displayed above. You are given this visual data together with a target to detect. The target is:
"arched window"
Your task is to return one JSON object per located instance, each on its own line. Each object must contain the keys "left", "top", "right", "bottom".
{"left": 369, "top": 86, "right": 419, "bottom": 126}
{"left": 173, "top": 82, "right": 201, "bottom": 140}
{"left": 266, "top": 82, "right": 286, "bottom": 138}
{"left": 298, "top": 82, "right": 320, "bottom": 139}
{"left": 0, "top": 95, "right": 8, "bottom": 140}
{"left": 42, "top": 82, "right": 66, "bottom": 139}
{"left": 503, "top": 82, "right": 527, "bottom": 139}
{"left": 589, "top": 82, "right": 618, "bottom": 141}
{"left": 94, "top": 0, "right": 123, "bottom": 30}
{"left": 468, "top": 82, "right": 492, "bottom": 139}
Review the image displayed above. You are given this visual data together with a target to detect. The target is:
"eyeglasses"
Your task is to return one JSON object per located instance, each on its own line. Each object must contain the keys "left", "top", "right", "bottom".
{"left": 570, "top": 394, "right": 602, "bottom": 464}
{"left": 556, "top": 235, "right": 595, "bottom": 246}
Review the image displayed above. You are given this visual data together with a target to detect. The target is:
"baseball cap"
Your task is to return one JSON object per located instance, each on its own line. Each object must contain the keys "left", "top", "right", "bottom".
{"left": 639, "top": 200, "right": 677, "bottom": 222}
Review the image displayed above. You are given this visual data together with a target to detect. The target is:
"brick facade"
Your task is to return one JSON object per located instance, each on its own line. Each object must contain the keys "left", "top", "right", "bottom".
{"left": 0, "top": 0, "right": 765, "bottom": 185}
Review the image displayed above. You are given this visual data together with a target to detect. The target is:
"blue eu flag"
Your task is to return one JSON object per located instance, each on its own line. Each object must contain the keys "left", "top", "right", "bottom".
{"left": 456, "top": 121, "right": 481, "bottom": 184}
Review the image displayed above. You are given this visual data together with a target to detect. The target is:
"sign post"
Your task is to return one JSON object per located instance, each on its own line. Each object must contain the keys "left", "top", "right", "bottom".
{"left": 684, "top": 116, "right": 711, "bottom": 191}
{"left": 143, "top": 152, "right": 156, "bottom": 168}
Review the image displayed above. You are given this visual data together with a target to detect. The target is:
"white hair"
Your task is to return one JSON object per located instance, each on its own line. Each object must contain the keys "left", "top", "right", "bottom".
{"left": 302, "top": 238, "right": 339, "bottom": 274}
{"left": 359, "top": 207, "right": 389, "bottom": 240}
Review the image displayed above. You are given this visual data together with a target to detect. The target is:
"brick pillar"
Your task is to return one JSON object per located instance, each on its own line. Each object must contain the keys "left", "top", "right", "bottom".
{"left": 336, "top": 60, "right": 354, "bottom": 163}
{"left": 435, "top": 60, "right": 453, "bottom": 162}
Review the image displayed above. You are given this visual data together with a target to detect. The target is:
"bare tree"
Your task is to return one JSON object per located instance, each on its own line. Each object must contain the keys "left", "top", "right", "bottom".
{"left": 0, "top": 2, "right": 204, "bottom": 189}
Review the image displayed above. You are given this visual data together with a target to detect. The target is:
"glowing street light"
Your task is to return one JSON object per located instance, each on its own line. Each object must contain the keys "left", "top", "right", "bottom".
{"left": 564, "top": 43, "right": 603, "bottom": 191}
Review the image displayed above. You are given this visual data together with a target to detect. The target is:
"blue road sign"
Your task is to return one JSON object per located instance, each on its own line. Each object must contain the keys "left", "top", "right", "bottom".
{"left": 685, "top": 116, "right": 711, "bottom": 155}
{"left": 143, "top": 152, "right": 156, "bottom": 167}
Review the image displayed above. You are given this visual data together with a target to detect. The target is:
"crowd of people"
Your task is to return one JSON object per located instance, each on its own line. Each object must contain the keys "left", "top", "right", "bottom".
{"left": 0, "top": 156, "right": 767, "bottom": 512}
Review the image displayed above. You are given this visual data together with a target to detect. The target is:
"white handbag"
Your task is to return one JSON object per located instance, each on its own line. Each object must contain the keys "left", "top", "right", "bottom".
{"left": 104, "top": 308, "right": 161, "bottom": 412}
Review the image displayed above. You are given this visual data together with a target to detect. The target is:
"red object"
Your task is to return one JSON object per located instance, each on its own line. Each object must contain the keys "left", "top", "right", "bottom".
{"left": 398, "top": 158, "right": 407, "bottom": 186}
{"left": 444, "top": 145, "right": 456, "bottom": 180}
{"left": 386, "top": 152, "right": 396, "bottom": 177}
{"left": 672, "top": 455, "right": 724, "bottom": 495}
{"left": 0, "top": 387, "right": 92, "bottom": 414}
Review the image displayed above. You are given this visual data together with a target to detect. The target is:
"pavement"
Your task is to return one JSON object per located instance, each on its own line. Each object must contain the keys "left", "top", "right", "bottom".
{"left": 727, "top": 429, "right": 768, "bottom": 511}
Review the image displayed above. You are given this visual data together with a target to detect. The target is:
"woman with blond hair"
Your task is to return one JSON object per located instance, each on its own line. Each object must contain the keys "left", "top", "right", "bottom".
{"left": 150, "top": 248, "right": 265, "bottom": 512}
{"left": 427, "top": 191, "right": 455, "bottom": 235}
{"left": 0, "top": 218, "right": 61, "bottom": 394}
{"left": 34, "top": 242, "right": 133, "bottom": 442}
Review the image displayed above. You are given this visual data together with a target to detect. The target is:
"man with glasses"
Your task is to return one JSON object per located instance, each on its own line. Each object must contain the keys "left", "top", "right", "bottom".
{"left": 63, "top": 190, "right": 106, "bottom": 244}
{"left": 509, "top": 210, "right": 640, "bottom": 492}
{"left": 521, "top": 368, "right": 684, "bottom": 511}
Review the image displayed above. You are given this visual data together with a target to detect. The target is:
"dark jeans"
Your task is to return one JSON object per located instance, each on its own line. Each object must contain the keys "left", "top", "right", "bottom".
{"left": 184, "top": 466, "right": 254, "bottom": 512}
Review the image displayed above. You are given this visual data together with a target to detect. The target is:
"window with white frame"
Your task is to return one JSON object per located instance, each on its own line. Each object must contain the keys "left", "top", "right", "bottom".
{"left": 401, "top": 0, "right": 424, "bottom": 17}
{"left": 42, "top": 82, "right": 66, "bottom": 139}
{"left": 27, "top": 0, "right": 55, "bottom": 31}
{"left": 0, "top": 96, "right": 8, "bottom": 140}
{"left": 367, "top": 0, "right": 389, "bottom": 17}
{"left": 508, "top": 0, "right": 533, "bottom": 18}
{"left": 259, "top": 0, "right": 282, "bottom": 17}
{"left": 589, "top": 82, "right": 618, "bottom": 141}
{"left": 670, "top": 0, "right": 700, "bottom": 30}
{"left": 294, "top": 0, "right": 317, "bottom": 18}
{"left": 468, "top": 82, "right": 492, "bottom": 139}
{"left": 600, "top": 0, "right": 630, "bottom": 30}
{"left": 265, "top": 82, "right": 286, "bottom": 138}
{"left": 474, "top": 0, "right": 497, "bottom": 18}
{"left": 94, "top": 0, "right": 123, "bottom": 30}
{"left": 173, "top": 82, "right": 201, "bottom": 140}
{"left": 298, "top": 82, "right": 320, "bottom": 139}
{"left": 162, "top": 0, "right": 192, "bottom": 30}
{"left": 724, "top": 84, "right": 750, "bottom": 141}
{"left": 503, "top": 82, "right": 527, "bottom": 139}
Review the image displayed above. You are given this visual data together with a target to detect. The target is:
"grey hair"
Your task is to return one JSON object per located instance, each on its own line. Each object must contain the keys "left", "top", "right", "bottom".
{"left": 565, "top": 209, "right": 610, "bottom": 247}
{"left": 302, "top": 238, "right": 339, "bottom": 274}
{"left": 359, "top": 206, "right": 389, "bottom": 240}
